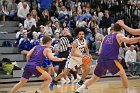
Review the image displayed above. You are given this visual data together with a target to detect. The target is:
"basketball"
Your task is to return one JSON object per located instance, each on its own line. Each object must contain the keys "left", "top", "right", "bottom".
{"left": 82, "top": 55, "right": 91, "bottom": 65}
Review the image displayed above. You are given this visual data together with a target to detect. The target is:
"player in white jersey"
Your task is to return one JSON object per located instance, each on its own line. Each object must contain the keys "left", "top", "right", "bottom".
{"left": 49, "top": 27, "right": 91, "bottom": 91}
{"left": 66, "top": 38, "right": 87, "bottom": 69}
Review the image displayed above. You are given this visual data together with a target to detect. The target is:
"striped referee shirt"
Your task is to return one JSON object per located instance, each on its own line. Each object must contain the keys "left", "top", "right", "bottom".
{"left": 59, "top": 36, "right": 71, "bottom": 52}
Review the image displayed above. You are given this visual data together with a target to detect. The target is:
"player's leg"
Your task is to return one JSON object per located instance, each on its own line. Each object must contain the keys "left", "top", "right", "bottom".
{"left": 49, "top": 58, "right": 76, "bottom": 90}
{"left": 118, "top": 69, "right": 128, "bottom": 88}
{"left": 78, "top": 64, "right": 90, "bottom": 85}
{"left": 55, "top": 68, "right": 70, "bottom": 81}
{"left": 10, "top": 65, "right": 32, "bottom": 93}
{"left": 75, "top": 61, "right": 106, "bottom": 93}
{"left": 35, "top": 66, "right": 52, "bottom": 93}
{"left": 75, "top": 74, "right": 100, "bottom": 93}
{"left": 114, "top": 60, "right": 128, "bottom": 89}
{"left": 10, "top": 77, "right": 28, "bottom": 93}
{"left": 37, "top": 71, "right": 52, "bottom": 92}
{"left": 49, "top": 68, "right": 70, "bottom": 90}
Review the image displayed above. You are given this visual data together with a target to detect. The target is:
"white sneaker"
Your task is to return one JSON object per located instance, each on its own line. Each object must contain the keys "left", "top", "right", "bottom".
{"left": 124, "top": 88, "right": 130, "bottom": 93}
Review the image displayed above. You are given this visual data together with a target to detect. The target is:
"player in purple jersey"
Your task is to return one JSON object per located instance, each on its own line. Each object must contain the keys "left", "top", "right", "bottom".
{"left": 75, "top": 24, "right": 140, "bottom": 93}
{"left": 10, "top": 36, "right": 66, "bottom": 93}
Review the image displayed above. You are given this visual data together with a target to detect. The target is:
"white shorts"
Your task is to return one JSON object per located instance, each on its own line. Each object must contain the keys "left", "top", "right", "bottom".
{"left": 65, "top": 56, "right": 82, "bottom": 69}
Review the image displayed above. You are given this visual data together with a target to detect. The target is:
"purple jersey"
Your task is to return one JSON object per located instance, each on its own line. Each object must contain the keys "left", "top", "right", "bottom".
{"left": 99, "top": 33, "right": 120, "bottom": 60}
{"left": 26, "top": 45, "right": 47, "bottom": 66}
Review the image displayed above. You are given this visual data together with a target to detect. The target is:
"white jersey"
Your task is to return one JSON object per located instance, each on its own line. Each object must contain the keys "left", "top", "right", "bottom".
{"left": 65, "top": 38, "right": 87, "bottom": 69}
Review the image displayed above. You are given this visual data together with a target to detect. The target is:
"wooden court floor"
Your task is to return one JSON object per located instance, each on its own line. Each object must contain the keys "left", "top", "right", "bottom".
{"left": 0, "top": 78, "right": 140, "bottom": 93}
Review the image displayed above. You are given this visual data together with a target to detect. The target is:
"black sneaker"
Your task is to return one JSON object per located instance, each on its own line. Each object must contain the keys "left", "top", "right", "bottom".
{"left": 35, "top": 91, "right": 40, "bottom": 93}
{"left": 75, "top": 92, "right": 80, "bottom": 93}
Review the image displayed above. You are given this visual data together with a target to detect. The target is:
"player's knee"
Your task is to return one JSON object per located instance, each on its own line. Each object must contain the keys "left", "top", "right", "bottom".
{"left": 47, "top": 76, "right": 52, "bottom": 82}
{"left": 118, "top": 69, "right": 125, "bottom": 76}
{"left": 19, "top": 81, "right": 27, "bottom": 85}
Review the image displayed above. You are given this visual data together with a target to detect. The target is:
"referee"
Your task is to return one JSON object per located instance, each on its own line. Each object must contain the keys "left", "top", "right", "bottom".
{"left": 57, "top": 28, "right": 73, "bottom": 76}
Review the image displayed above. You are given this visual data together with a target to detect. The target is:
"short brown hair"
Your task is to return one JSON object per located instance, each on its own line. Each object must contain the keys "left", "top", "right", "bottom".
{"left": 113, "top": 23, "right": 122, "bottom": 32}
{"left": 42, "top": 36, "right": 52, "bottom": 44}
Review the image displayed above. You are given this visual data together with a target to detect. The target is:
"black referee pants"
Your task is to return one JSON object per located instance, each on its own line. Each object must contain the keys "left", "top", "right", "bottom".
{"left": 57, "top": 51, "right": 69, "bottom": 75}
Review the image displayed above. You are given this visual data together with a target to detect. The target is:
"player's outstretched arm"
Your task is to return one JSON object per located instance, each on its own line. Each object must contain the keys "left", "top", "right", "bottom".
{"left": 117, "top": 33, "right": 140, "bottom": 44}
{"left": 117, "top": 20, "right": 140, "bottom": 35}
{"left": 44, "top": 48, "right": 66, "bottom": 62}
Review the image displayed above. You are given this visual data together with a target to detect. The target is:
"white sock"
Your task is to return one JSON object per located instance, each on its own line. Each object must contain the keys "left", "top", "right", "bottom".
{"left": 124, "top": 88, "right": 129, "bottom": 93}
{"left": 76, "top": 84, "right": 86, "bottom": 92}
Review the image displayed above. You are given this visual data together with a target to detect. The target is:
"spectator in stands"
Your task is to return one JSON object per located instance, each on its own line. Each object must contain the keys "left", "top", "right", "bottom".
{"left": 38, "top": 9, "right": 50, "bottom": 26}
{"left": 52, "top": 32, "right": 60, "bottom": 47}
{"left": 27, "top": 25, "right": 37, "bottom": 40}
{"left": 29, "top": 2, "right": 40, "bottom": 15}
{"left": 101, "top": 10, "right": 114, "bottom": 28}
{"left": 102, "top": 27, "right": 108, "bottom": 36}
{"left": 50, "top": 1, "right": 59, "bottom": 22}
{"left": 1, "top": 0, "right": 9, "bottom": 20}
{"left": 8, "top": 0, "right": 17, "bottom": 20}
{"left": 107, "top": 23, "right": 114, "bottom": 35}
{"left": 45, "top": 21, "right": 53, "bottom": 37}
{"left": 15, "top": 24, "right": 25, "bottom": 46}
{"left": 60, "top": 21, "right": 69, "bottom": 34}
{"left": 37, "top": 25, "right": 45, "bottom": 40}
{"left": 69, "top": 11, "right": 77, "bottom": 28}
{"left": 125, "top": 45, "right": 137, "bottom": 76}
{"left": 57, "top": 1, "right": 64, "bottom": 13}
{"left": 52, "top": 21, "right": 61, "bottom": 34}
{"left": 18, "top": 31, "right": 31, "bottom": 55}
{"left": 59, "top": 6, "right": 68, "bottom": 16}
{"left": 96, "top": 7, "right": 104, "bottom": 21}
{"left": 30, "top": 9, "right": 40, "bottom": 23}
{"left": 76, "top": 15, "right": 87, "bottom": 27}
{"left": 17, "top": 0, "right": 29, "bottom": 9}
{"left": 93, "top": 25, "right": 104, "bottom": 53}
{"left": 24, "top": 13, "right": 36, "bottom": 31}
{"left": 17, "top": 2, "right": 29, "bottom": 25}
{"left": 30, "top": 32, "right": 39, "bottom": 49}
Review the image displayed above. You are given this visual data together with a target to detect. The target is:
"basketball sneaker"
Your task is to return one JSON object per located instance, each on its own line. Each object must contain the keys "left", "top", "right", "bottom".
{"left": 35, "top": 90, "right": 41, "bottom": 93}
{"left": 78, "top": 80, "right": 83, "bottom": 86}
{"left": 49, "top": 82, "right": 55, "bottom": 91}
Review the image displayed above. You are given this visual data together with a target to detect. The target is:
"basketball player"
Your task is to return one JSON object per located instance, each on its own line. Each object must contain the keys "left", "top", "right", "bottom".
{"left": 117, "top": 20, "right": 140, "bottom": 35}
{"left": 75, "top": 24, "right": 140, "bottom": 93}
{"left": 10, "top": 36, "right": 66, "bottom": 93}
{"left": 49, "top": 27, "right": 91, "bottom": 90}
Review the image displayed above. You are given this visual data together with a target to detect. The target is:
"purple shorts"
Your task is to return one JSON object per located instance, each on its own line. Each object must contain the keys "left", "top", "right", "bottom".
{"left": 94, "top": 59, "right": 123, "bottom": 77}
{"left": 22, "top": 65, "right": 45, "bottom": 79}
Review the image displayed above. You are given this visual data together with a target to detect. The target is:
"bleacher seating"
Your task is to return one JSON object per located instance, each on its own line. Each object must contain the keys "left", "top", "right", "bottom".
{"left": 0, "top": 21, "right": 27, "bottom": 82}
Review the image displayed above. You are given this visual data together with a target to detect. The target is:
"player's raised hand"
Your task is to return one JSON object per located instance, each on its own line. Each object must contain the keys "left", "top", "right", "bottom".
{"left": 116, "top": 20, "right": 124, "bottom": 26}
